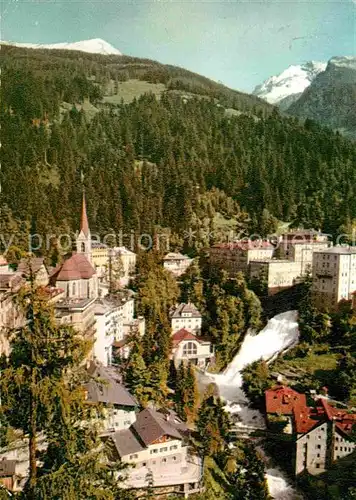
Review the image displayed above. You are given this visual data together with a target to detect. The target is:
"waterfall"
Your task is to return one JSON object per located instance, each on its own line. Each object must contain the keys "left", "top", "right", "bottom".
{"left": 204, "top": 311, "right": 304, "bottom": 499}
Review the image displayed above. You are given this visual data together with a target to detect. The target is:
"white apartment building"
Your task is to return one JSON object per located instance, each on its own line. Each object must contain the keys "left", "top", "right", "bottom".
{"left": 288, "top": 242, "right": 330, "bottom": 274}
{"left": 170, "top": 303, "right": 202, "bottom": 335}
{"left": 312, "top": 246, "right": 356, "bottom": 310}
{"left": 209, "top": 240, "right": 275, "bottom": 275}
{"left": 249, "top": 260, "right": 303, "bottom": 294}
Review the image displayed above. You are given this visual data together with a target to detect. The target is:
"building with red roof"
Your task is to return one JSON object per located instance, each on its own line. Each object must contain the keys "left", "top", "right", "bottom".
{"left": 170, "top": 327, "right": 213, "bottom": 368}
{"left": 209, "top": 239, "right": 274, "bottom": 276}
{"left": 265, "top": 386, "right": 356, "bottom": 476}
{"left": 50, "top": 253, "right": 98, "bottom": 299}
{"left": 49, "top": 193, "right": 98, "bottom": 300}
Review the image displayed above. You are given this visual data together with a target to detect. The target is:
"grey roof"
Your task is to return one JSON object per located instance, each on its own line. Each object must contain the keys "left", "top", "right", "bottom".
{"left": 132, "top": 408, "right": 185, "bottom": 446}
{"left": 0, "top": 458, "right": 17, "bottom": 477}
{"left": 91, "top": 241, "right": 108, "bottom": 249}
{"left": 111, "top": 428, "right": 144, "bottom": 457}
{"left": 85, "top": 364, "right": 137, "bottom": 407}
{"left": 170, "top": 302, "right": 201, "bottom": 319}
{"left": 315, "top": 246, "right": 356, "bottom": 255}
{"left": 17, "top": 257, "right": 46, "bottom": 276}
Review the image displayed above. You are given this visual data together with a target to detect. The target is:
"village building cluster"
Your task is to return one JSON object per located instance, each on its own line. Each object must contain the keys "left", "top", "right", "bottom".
{"left": 0, "top": 194, "right": 207, "bottom": 496}
{"left": 208, "top": 230, "right": 356, "bottom": 310}
{"left": 0, "top": 200, "right": 355, "bottom": 495}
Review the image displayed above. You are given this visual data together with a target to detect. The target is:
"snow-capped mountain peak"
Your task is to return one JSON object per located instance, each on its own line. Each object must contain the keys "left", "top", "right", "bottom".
{"left": 1, "top": 38, "right": 121, "bottom": 56}
{"left": 253, "top": 61, "right": 327, "bottom": 106}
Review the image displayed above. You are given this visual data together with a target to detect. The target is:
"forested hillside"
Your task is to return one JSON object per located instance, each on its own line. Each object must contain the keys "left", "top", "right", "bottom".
{"left": 1, "top": 46, "right": 356, "bottom": 253}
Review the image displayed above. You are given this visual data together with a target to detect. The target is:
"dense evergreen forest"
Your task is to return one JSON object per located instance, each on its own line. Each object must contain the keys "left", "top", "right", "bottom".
{"left": 1, "top": 46, "right": 356, "bottom": 254}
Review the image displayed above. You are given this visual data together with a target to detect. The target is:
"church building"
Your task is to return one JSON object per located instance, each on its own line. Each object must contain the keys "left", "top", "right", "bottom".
{"left": 49, "top": 192, "right": 98, "bottom": 299}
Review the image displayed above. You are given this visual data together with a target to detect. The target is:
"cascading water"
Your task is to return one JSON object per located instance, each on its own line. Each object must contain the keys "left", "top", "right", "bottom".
{"left": 204, "top": 311, "right": 304, "bottom": 499}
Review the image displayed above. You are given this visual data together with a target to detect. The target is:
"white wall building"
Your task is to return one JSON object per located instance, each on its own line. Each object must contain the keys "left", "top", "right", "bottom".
{"left": 85, "top": 363, "right": 138, "bottom": 433}
{"left": 109, "top": 407, "right": 203, "bottom": 496}
{"left": 163, "top": 253, "right": 192, "bottom": 277}
{"left": 170, "top": 303, "right": 202, "bottom": 335}
{"left": 171, "top": 328, "right": 213, "bottom": 368}
{"left": 312, "top": 246, "right": 356, "bottom": 310}
{"left": 209, "top": 240, "right": 275, "bottom": 275}
{"left": 249, "top": 259, "right": 303, "bottom": 294}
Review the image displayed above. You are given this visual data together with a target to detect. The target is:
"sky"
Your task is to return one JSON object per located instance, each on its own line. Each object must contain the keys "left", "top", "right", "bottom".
{"left": 1, "top": 0, "right": 355, "bottom": 92}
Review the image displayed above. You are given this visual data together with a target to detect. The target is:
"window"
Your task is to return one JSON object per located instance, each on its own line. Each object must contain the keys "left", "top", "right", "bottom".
{"left": 150, "top": 449, "right": 158, "bottom": 455}
{"left": 142, "top": 462, "right": 147, "bottom": 466}
{"left": 170, "top": 445, "right": 178, "bottom": 450}
{"left": 317, "top": 454, "right": 320, "bottom": 458}
{"left": 316, "top": 445, "right": 321, "bottom": 449}
{"left": 335, "top": 447, "right": 338, "bottom": 451}
{"left": 183, "top": 342, "right": 197, "bottom": 356}
{"left": 316, "top": 464, "right": 320, "bottom": 469}
{"left": 162, "top": 458, "right": 167, "bottom": 463}
{"left": 129, "top": 454, "right": 138, "bottom": 459}
{"left": 160, "top": 447, "right": 168, "bottom": 452}
{"left": 173, "top": 456, "right": 177, "bottom": 461}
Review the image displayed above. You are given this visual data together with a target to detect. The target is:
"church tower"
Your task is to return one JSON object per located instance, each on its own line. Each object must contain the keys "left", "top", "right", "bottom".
{"left": 76, "top": 190, "right": 92, "bottom": 263}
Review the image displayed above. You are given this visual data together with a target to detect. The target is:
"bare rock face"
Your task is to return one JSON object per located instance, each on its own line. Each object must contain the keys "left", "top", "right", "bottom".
{"left": 287, "top": 56, "right": 356, "bottom": 139}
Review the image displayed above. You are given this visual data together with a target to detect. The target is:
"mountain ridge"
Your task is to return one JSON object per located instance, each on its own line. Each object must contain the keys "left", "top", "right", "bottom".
{"left": 0, "top": 38, "right": 122, "bottom": 56}
{"left": 287, "top": 55, "right": 356, "bottom": 139}
{"left": 252, "top": 61, "right": 327, "bottom": 108}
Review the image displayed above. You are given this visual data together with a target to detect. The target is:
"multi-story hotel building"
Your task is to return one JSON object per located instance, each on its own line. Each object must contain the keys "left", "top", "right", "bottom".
{"left": 312, "top": 246, "right": 356, "bottom": 310}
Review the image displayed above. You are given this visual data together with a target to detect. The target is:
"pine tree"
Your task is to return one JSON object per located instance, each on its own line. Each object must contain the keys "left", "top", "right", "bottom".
{"left": 124, "top": 329, "right": 151, "bottom": 407}
{"left": 0, "top": 280, "right": 131, "bottom": 499}
{"left": 182, "top": 363, "right": 199, "bottom": 423}
{"left": 196, "top": 390, "right": 231, "bottom": 457}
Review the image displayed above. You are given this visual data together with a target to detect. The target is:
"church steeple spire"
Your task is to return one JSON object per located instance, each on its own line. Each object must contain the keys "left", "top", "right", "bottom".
{"left": 76, "top": 185, "right": 92, "bottom": 263}
{"left": 80, "top": 189, "right": 90, "bottom": 237}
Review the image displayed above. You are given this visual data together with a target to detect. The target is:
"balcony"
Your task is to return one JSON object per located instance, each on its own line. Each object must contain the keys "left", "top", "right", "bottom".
{"left": 316, "top": 272, "right": 333, "bottom": 279}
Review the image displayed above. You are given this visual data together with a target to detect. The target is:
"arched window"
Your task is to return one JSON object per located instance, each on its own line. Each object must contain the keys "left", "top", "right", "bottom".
{"left": 182, "top": 342, "right": 197, "bottom": 357}
{"left": 81, "top": 242, "right": 86, "bottom": 253}
{"left": 72, "top": 282, "right": 76, "bottom": 296}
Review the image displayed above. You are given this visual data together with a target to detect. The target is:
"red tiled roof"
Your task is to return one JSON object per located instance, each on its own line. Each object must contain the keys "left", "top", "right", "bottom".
{"left": 265, "top": 386, "right": 307, "bottom": 416}
{"left": 293, "top": 406, "right": 321, "bottom": 434}
{"left": 319, "top": 398, "right": 356, "bottom": 436}
{"left": 50, "top": 253, "right": 95, "bottom": 281}
{"left": 266, "top": 387, "right": 356, "bottom": 437}
{"left": 212, "top": 240, "right": 274, "bottom": 251}
{"left": 171, "top": 328, "right": 201, "bottom": 346}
